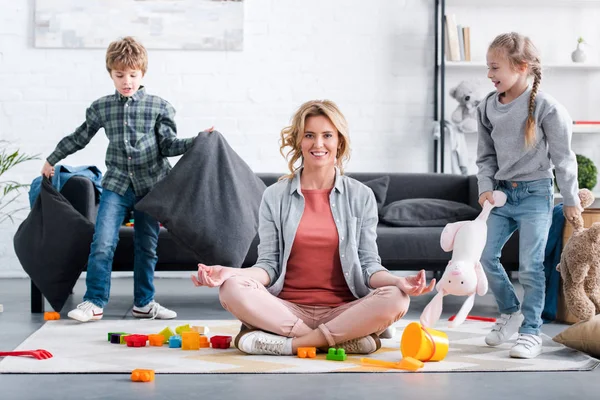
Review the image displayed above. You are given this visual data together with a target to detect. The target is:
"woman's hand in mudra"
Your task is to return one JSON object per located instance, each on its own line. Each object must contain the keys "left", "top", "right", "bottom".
{"left": 396, "top": 270, "right": 436, "bottom": 296}
{"left": 191, "top": 263, "right": 236, "bottom": 288}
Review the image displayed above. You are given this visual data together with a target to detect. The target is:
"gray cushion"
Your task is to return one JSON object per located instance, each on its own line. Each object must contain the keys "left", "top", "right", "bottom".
{"left": 135, "top": 131, "right": 266, "bottom": 268}
{"left": 362, "top": 176, "right": 390, "bottom": 212}
{"left": 380, "top": 198, "right": 479, "bottom": 227}
{"left": 14, "top": 177, "right": 95, "bottom": 311}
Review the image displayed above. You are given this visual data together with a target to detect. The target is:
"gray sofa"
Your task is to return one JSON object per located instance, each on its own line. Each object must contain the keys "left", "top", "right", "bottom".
{"left": 30, "top": 172, "right": 519, "bottom": 312}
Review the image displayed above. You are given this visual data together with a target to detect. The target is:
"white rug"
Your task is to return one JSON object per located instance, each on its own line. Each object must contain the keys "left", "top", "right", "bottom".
{"left": 0, "top": 319, "right": 597, "bottom": 374}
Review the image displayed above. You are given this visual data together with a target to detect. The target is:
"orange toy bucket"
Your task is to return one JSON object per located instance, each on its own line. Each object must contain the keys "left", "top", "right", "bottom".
{"left": 400, "top": 322, "right": 449, "bottom": 362}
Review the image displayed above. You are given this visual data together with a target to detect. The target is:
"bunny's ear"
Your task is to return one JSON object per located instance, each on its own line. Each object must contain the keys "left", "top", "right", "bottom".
{"left": 448, "top": 294, "right": 475, "bottom": 328}
{"left": 420, "top": 290, "right": 446, "bottom": 328}
{"left": 440, "top": 221, "right": 469, "bottom": 252}
{"left": 475, "top": 261, "right": 488, "bottom": 296}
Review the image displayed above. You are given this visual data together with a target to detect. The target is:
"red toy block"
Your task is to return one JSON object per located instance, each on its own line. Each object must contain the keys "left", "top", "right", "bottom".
{"left": 124, "top": 334, "right": 148, "bottom": 347}
{"left": 44, "top": 312, "right": 60, "bottom": 320}
{"left": 297, "top": 347, "right": 316, "bottom": 358}
{"left": 131, "top": 369, "right": 154, "bottom": 382}
{"left": 448, "top": 315, "right": 496, "bottom": 323}
{"left": 210, "top": 335, "right": 232, "bottom": 349}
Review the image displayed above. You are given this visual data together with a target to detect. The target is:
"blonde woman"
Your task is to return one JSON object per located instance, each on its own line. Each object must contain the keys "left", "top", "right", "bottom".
{"left": 192, "top": 100, "right": 435, "bottom": 356}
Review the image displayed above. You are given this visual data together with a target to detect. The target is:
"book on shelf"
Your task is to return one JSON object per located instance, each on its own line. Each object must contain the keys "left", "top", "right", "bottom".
{"left": 444, "top": 14, "right": 471, "bottom": 62}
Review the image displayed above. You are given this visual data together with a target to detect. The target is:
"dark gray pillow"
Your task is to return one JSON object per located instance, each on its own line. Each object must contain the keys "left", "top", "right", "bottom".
{"left": 362, "top": 176, "right": 390, "bottom": 212}
{"left": 135, "top": 131, "right": 266, "bottom": 268}
{"left": 14, "top": 177, "right": 95, "bottom": 312}
{"left": 380, "top": 198, "right": 479, "bottom": 227}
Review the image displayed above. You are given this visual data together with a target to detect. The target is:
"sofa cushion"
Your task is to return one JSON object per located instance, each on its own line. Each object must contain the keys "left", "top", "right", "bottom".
{"left": 553, "top": 314, "right": 600, "bottom": 357}
{"left": 14, "top": 177, "right": 95, "bottom": 311}
{"left": 135, "top": 130, "right": 266, "bottom": 268}
{"left": 362, "top": 176, "right": 390, "bottom": 212}
{"left": 380, "top": 198, "right": 479, "bottom": 227}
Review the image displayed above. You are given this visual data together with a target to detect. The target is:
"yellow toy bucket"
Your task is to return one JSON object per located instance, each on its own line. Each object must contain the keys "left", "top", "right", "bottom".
{"left": 400, "top": 322, "right": 449, "bottom": 362}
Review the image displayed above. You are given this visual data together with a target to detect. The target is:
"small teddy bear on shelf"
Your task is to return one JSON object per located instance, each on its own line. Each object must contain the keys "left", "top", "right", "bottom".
{"left": 449, "top": 80, "right": 483, "bottom": 134}
{"left": 557, "top": 189, "right": 600, "bottom": 322}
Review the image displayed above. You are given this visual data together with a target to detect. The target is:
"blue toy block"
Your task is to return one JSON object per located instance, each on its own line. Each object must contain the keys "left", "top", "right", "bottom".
{"left": 169, "top": 335, "right": 182, "bottom": 348}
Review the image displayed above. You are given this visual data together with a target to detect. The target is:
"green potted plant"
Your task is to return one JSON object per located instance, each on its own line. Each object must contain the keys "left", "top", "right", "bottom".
{"left": 0, "top": 140, "right": 40, "bottom": 224}
{"left": 577, "top": 154, "right": 598, "bottom": 191}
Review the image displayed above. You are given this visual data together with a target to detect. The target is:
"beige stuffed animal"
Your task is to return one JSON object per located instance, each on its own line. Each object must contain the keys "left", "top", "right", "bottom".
{"left": 557, "top": 189, "right": 600, "bottom": 321}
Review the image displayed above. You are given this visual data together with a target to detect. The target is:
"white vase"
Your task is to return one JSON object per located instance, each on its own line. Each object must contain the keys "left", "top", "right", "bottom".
{"left": 572, "top": 42, "right": 587, "bottom": 63}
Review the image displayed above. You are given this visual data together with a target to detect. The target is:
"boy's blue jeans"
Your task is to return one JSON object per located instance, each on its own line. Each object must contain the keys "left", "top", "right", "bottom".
{"left": 480, "top": 179, "right": 553, "bottom": 336}
{"left": 84, "top": 187, "right": 160, "bottom": 308}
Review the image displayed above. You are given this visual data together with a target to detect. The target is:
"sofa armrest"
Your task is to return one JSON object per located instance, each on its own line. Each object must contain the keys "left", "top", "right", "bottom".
{"left": 467, "top": 175, "right": 482, "bottom": 210}
{"left": 59, "top": 176, "right": 99, "bottom": 223}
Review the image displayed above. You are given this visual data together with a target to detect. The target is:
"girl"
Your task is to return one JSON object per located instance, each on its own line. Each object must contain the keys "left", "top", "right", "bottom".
{"left": 477, "top": 32, "right": 582, "bottom": 359}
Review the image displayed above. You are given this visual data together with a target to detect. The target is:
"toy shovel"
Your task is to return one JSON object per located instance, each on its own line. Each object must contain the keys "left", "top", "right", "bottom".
{"left": 360, "top": 357, "right": 424, "bottom": 371}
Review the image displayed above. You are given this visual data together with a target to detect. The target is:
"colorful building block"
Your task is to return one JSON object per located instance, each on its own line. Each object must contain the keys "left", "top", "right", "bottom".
{"left": 297, "top": 347, "right": 317, "bottom": 358}
{"left": 120, "top": 334, "right": 131, "bottom": 345}
{"left": 191, "top": 326, "right": 210, "bottom": 335}
{"left": 44, "top": 312, "right": 60, "bottom": 320}
{"left": 110, "top": 333, "right": 124, "bottom": 344}
{"left": 107, "top": 332, "right": 128, "bottom": 341}
{"left": 125, "top": 334, "right": 148, "bottom": 347}
{"left": 158, "top": 327, "right": 175, "bottom": 344}
{"left": 169, "top": 335, "right": 182, "bottom": 348}
{"left": 326, "top": 348, "right": 347, "bottom": 361}
{"left": 131, "top": 369, "right": 154, "bottom": 382}
{"left": 210, "top": 335, "right": 232, "bottom": 349}
{"left": 148, "top": 334, "right": 165, "bottom": 347}
{"left": 175, "top": 324, "right": 191, "bottom": 334}
{"left": 199, "top": 336, "right": 210, "bottom": 348}
{"left": 181, "top": 331, "right": 201, "bottom": 350}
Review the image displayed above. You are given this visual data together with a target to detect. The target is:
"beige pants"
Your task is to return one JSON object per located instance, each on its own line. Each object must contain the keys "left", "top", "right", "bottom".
{"left": 219, "top": 275, "right": 409, "bottom": 347}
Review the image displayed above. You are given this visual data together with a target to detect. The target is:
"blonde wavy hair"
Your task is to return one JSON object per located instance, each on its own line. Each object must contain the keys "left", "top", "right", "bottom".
{"left": 488, "top": 32, "right": 542, "bottom": 147}
{"left": 279, "top": 100, "right": 351, "bottom": 180}
{"left": 105, "top": 36, "right": 148, "bottom": 75}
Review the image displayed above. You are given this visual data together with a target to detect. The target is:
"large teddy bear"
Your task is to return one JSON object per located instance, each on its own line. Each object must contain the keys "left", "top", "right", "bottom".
{"left": 557, "top": 189, "right": 600, "bottom": 321}
{"left": 450, "top": 80, "right": 482, "bottom": 134}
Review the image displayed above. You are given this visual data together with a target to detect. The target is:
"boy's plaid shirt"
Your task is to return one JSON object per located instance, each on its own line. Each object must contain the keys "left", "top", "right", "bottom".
{"left": 47, "top": 87, "right": 194, "bottom": 196}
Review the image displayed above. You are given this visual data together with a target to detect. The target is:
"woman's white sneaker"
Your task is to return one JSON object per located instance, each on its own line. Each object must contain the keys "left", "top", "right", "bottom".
{"left": 235, "top": 330, "right": 293, "bottom": 355}
{"left": 509, "top": 333, "right": 542, "bottom": 359}
{"left": 67, "top": 301, "right": 103, "bottom": 322}
{"left": 132, "top": 301, "right": 177, "bottom": 319}
{"left": 485, "top": 311, "right": 524, "bottom": 346}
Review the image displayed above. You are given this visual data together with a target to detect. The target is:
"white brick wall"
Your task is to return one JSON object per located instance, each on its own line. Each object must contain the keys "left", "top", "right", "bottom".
{"left": 0, "top": 0, "right": 435, "bottom": 275}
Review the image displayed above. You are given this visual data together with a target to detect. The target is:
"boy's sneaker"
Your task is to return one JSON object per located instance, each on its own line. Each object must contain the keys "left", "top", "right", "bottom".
{"left": 235, "top": 329, "right": 293, "bottom": 355}
{"left": 336, "top": 333, "right": 381, "bottom": 354}
{"left": 509, "top": 333, "right": 542, "bottom": 359}
{"left": 485, "top": 311, "right": 524, "bottom": 347}
{"left": 67, "top": 301, "right": 103, "bottom": 322}
{"left": 132, "top": 301, "right": 177, "bottom": 320}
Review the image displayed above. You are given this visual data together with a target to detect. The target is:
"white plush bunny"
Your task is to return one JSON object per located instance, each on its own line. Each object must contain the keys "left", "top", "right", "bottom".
{"left": 420, "top": 190, "right": 507, "bottom": 328}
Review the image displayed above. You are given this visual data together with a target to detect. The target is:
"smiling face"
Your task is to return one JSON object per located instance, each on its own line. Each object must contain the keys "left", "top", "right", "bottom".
{"left": 486, "top": 48, "right": 527, "bottom": 96}
{"left": 110, "top": 67, "right": 143, "bottom": 97}
{"left": 300, "top": 115, "right": 339, "bottom": 172}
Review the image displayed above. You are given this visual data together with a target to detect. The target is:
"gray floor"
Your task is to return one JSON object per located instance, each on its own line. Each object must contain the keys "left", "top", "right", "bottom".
{"left": 1, "top": 275, "right": 599, "bottom": 400}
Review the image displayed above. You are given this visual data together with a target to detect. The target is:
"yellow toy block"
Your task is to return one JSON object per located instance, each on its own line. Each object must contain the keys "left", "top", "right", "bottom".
{"left": 181, "top": 331, "right": 201, "bottom": 350}
{"left": 175, "top": 324, "right": 191, "bottom": 335}
{"left": 297, "top": 347, "right": 317, "bottom": 358}
{"left": 158, "top": 327, "right": 175, "bottom": 344}
{"left": 131, "top": 369, "right": 154, "bottom": 382}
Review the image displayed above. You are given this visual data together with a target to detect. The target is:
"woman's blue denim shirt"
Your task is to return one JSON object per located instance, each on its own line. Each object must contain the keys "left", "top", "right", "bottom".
{"left": 253, "top": 168, "right": 387, "bottom": 298}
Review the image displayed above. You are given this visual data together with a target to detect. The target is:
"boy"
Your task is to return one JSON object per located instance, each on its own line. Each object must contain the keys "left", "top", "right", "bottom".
{"left": 42, "top": 36, "right": 202, "bottom": 322}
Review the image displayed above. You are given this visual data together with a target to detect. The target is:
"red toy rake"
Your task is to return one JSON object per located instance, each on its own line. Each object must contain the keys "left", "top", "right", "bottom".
{"left": 0, "top": 349, "right": 53, "bottom": 360}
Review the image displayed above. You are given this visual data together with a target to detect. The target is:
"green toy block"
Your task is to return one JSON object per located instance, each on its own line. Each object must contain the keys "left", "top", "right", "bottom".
{"left": 120, "top": 334, "right": 130, "bottom": 345}
{"left": 326, "top": 348, "right": 347, "bottom": 361}
{"left": 175, "top": 324, "right": 191, "bottom": 335}
{"left": 158, "top": 327, "right": 175, "bottom": 344}
{"left": 107, "top": 332, "right": 128, "bottom": 342}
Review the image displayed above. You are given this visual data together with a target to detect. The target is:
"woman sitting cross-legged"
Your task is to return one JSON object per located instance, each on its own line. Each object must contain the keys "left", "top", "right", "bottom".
{"left": 191, "top": 99, "right": 436, "bottom": 356}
